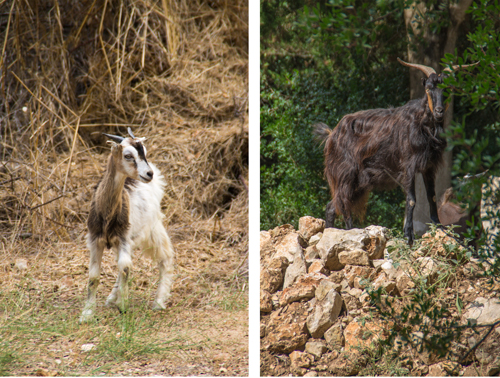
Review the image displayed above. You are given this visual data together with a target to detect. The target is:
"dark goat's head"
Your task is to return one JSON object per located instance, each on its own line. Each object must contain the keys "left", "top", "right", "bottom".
{"left": 423, "top": 73, "right": 446, "bottom": 122}
{"left": 397, "top": 58, "right": 479, "bottom": 123}
{"left": 397, "top": 58, "right": 447, "bottom": 122}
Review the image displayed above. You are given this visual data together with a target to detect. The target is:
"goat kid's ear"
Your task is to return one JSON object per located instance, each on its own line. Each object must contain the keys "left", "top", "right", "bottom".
{"left": 108, "top": 141, "right": 123, "bottom": 156}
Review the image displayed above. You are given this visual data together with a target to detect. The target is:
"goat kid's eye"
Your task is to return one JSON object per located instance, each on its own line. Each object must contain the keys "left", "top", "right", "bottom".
{"left": 124, "top": 154, "right": 133, "bottom": 160}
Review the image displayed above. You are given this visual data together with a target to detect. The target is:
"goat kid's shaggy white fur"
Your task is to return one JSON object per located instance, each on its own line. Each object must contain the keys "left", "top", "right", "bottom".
{"left": 80, "top": 130, "right": 175, "bottom": 323}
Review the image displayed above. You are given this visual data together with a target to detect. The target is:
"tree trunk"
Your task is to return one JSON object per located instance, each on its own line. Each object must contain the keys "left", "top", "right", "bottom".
{"left": 403, "top": 0, "right": 473, "bottom": 236}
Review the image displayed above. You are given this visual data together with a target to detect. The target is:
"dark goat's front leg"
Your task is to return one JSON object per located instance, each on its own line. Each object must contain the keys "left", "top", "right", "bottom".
{"left": 325, "top": 201, "right": 336, "bottom": 228}
{"left": 423, "top": 170, "right": 440, "bottom": 224}
{"left": 404, "top": 177, "right": 417, "bottom": 246}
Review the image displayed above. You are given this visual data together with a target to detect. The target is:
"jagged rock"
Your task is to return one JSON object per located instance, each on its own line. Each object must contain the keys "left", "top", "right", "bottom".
{"left": 395, "top": 270, "right": 415, "bottom": 295}
{"left": 261, "top": 256, "right": 289, "bottom": 293}
{"left": 428, "top": 362, "right": 446, "bottom": 377}
{"left": 324, "top": 323, "right": 344, "bottom": 349}
{"left": 342, "top": 292, "right": 362, "bottom": 312}
{"left": 415, "top": 256, "right": 439, "bottom": 282}
{"left": 364, "top": 225, "right": 389, "bottom": 259}
{"left": 347, "top": 287, "right": 363, "bottom": 298}
{"left": 290, "top": 350, "right": 314, "bottom": 368}
{"left": 299, "top": 216, "right": 325, "bottom": 241}
{"left": 317, "top": 228, "right": 369, "bottom": 270}
{"left": 260, "top": 322, "right": 266, "bottom": 338}
{"left": 290, "top": 350, "right": 314, "bottom": 376}
{"left": 308, "top": 259, "right": 329, "bottom": 275}
{"left": 317, "top": 227, "right": 387, "bottom": 271}
{"left": 372, "top": 272, "right": 397, "bottom": 294}
{"left": 279, "top": 273, "right": 327, "bottom": 306}
{"left": 283, "top": 253, "right": 307, "bottom": 289}
{"left": 261, "top": 290, "right": 273, "bottom": 312}
{"left": 344, "top": 319, "right": 388, "bottom": 352}
{"left": 372, "top": 259, "right": 386, "bottom": 268}
{"left": 359, "top": 291, "right": 371, "bottom": 306}
{"left": 353, "top": 276, "right": 370, "bottom": 289}
{"left": 305, "top": 339, "right": 327, "bottom": 359}
{"left": 338, "top": 248, "right": 371, "bottom": 266}
{"left": 260, "top": 230, "right": 272, "bottom": 251}
{"left": 381, "top": 259, "right": 398, "bottom": 280}
{"left": 419, "top": 228, "right": 463, "bottom": 259}
{"left": 307, "top": 288, "right": 343, "bottom": 338}
{"left": 412, "top": 364, "right": 429, "bottom": 376}
{"left": 305, "top": 245, "right": 320, "bottom": 264}
{"left": 344, "top": 265, "right": 373, "bottom": 288}
{"left": 487, "top": 357, "right": 500, "bottom": 376}
{"left": 442, "top": 361, "right": 461, "bottom": 375}
{"left": 309, "top": 233, "right": 322, "bottom": 246}
{"left": 264, "top": 302, "right": 310, "bottom": 353}
{"left": 274, "top": 231, "right": 304, "bottom": 263}
{"left": 303, "top": 371, "right": 318, "bottom": 377}
{"left": 315, "top": 280, "right": 337, "bottom": 301}
{"left": 327, "top": 353, "right": 360, "bottom": 376}
{"left": 473, "top": 324, "right": 500, "bottom": 367}
{"left": 463, "top": 297, "right": 500, "bottom": 325}
{"left": 328, "top": 271, "right": 344, "bottom": 284}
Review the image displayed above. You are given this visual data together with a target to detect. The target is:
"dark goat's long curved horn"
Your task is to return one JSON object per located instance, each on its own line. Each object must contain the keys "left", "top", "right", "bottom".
{"left": 397, "top": 58, "right": 436, "bottom": 77}
{"left": 127, "top": 127, "right": 136, "bottom": 139}
{"left": 442, "top": 61, "right": 480, "bottom": 73}
{"left": 102, "top": 133, "right": 125, "bottom": 143}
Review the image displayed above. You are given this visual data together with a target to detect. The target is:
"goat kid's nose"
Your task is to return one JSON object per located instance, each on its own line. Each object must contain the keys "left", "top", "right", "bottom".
{"left": 147, "top": 170, "right": 154, "bottom": 179}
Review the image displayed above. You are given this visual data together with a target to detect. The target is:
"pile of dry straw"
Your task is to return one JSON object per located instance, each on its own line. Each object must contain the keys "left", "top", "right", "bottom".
{"left": 0, "top": 0, "right": 248, "bottom": 268}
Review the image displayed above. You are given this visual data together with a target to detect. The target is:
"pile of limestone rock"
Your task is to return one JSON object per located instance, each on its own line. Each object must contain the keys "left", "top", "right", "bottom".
{"left": 260, "top": 216, "right": 500, "bottom": 376}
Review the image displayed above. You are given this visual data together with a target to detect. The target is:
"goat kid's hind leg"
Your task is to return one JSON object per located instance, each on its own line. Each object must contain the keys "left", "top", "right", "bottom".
{"left": 106, "top": 242, "right": 132, "bottom": 313}
{"left": 149, "top": 223, "right": 175, "bottom": 310}
{"left": 80, "top": 238, "right": 105, "bottom": 323}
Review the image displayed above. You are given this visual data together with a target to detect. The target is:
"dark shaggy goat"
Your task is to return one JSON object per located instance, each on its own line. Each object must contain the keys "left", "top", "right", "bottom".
{"left": 315, "top": 58, "right": 476, "bottom": 245}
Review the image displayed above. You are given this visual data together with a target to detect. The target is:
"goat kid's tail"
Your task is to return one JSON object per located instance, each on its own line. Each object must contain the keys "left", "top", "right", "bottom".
{"left": 312, "top": 122, "right": 332, "bottom": 146}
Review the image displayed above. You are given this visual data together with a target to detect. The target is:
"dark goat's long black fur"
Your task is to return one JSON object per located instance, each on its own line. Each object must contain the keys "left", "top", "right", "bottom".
{"left": 314, "top": 59, "right": 457, "bottom": 245}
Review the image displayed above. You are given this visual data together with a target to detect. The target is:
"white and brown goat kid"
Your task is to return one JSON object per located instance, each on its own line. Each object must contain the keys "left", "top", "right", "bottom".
{"left": 80, "top": 128, "right": 175, "bottom": 323}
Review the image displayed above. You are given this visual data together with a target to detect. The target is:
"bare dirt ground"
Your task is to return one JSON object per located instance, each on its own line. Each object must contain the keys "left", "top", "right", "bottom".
{"left": 0, "top": 0, "right": 248, "bottom": 375}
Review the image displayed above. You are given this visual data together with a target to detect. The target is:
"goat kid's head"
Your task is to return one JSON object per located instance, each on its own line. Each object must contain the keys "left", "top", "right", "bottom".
{"left": 103, "top": 128, "right": 154, "bottom": 183}
{"left": 398, "top": 58, "right": 479, "bottom": 123}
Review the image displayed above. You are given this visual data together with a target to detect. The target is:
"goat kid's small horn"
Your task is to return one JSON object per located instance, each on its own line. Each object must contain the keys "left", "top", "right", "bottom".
{"left": 127, "top": 127, "right": 136, "bottom": 139}
{"left": 102, "top": 133, "right": 125, "bottom": 144}
{"left": 397, "top": 58, "right": 436, "bottom": 77}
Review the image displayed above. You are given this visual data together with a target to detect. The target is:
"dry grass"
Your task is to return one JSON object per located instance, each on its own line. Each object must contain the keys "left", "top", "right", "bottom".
{"left": 0, "top": 0, "right": 248, "bottom": 375}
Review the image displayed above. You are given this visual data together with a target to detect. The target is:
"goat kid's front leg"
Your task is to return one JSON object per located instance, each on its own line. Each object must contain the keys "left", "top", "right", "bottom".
{"left": 404, "top": 178, "right": 417, "bottom": 246}
{"left": 150, "top": 223, "right": 175, "bottom": 310}
{"left": 106, "top": 242, "right": 132, "bottom": 313}
{"left": 80, "top": 238, "right": 105, "bottom": 323}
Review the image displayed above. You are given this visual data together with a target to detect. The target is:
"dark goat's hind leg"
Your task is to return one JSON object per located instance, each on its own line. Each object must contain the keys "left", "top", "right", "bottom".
{"left": 325, "top": 200, "right": 336, "bottom": 228}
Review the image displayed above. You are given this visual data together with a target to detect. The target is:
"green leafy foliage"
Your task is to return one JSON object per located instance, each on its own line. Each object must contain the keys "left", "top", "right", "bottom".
{"left": 441, "top": 0, "right": 500, "bottom": 280}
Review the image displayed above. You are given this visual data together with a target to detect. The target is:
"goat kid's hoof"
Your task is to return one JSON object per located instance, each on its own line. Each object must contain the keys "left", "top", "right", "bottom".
{"left": 79, "top": 309, "right": 94, "bottom": 324}
{"left": 152, "top": 302, "right": 166, "bottom": 311}
{"left": 105, "top": 299, "right": 128, "bottom": 313}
